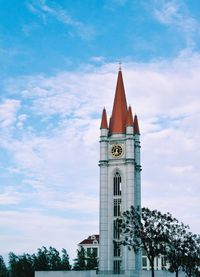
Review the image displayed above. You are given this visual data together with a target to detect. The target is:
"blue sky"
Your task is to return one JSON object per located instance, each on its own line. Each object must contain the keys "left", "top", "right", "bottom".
{"left": 0, "top": 0, "right": 200, "bottom": 262}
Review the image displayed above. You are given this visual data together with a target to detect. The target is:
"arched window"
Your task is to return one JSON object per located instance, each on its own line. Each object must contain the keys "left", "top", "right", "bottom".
{"left": 113, "top": 171, "right": 121, "bottom": 196}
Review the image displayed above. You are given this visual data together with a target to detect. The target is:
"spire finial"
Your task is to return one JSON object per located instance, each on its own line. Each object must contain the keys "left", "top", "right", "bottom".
{"left": 118, "top": 61, "right": 122, "bottom": 71}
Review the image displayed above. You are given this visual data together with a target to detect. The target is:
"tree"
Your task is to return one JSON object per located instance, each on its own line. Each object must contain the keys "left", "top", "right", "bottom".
{"left": 8, "top": 252, "right": 34, "bottom": 277}
{"left": 86, "top": 251, "right": 98, "bottom": 270}
{"left": 19, "top": 254, "right": 34, "bottom": 277}
{"left": 119, "top": 206, "right": 178, "bottom": 277}
{"left": 181, "top": 233, "right": 200, "bottom": 277}
{"left": 0, "top": 255, "right": 8, "bottom": 277}
{"left": 73, "top": 246, "right": 87, "bottom": 270}
{"left": 61, "top": 248, "right": 71, "bottom": 270}
{"left": 34, "top": 246, "right": 49, "bottom": 271}
{"left": 165, "top": 220, "right": 189, "bottom": 277}
{"left": 48, "top": 246, "right": 62, "bottom": 270}
{"left": 7, "top": 246, "right": 71, "bottom": 276}
{"left": 9, "top": 252, "right": 21, "bottom": 277}
{"left": 162, "top": 220, "right": 200, "bottom": 277}
{"left": 119, "top": 206, "right": 200, "bottom": 277}
{"left": 34, "top": 246, "right": 71, "bottom": 271}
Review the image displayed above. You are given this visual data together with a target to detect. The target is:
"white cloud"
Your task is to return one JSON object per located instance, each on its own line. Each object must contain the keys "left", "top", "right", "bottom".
{"left": 0, "top": 209, "right": 98, "bottom": 260}
{"left": 37, "top": 191, "right": 99, "bottom": 213}
{"left": 0, "top": 192, "right": 20, "bottom": 205}
{"left": 0, "top": 99, "right": 20, "bottom": 129}
{"left": 90, "top": 56, "right": 105, "bottom": 63}
{"left": 169, "top": 165, "right": 193, "bottom": 174}
{"left": 154, "top": 1, "right": 181, "bottom": 24}
{"left": 16, "top": 114, "right": 27, "bottom": 129}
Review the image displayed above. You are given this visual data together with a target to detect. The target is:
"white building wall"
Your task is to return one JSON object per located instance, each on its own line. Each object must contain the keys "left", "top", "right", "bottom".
{"left": 35, "top": 270, "right": 186, "bottom": 277}
{"left": 35, "top": 271, "right": 96, "bottom": 277}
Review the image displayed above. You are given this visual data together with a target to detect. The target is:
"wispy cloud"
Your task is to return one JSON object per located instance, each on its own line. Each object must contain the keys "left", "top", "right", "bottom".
{"left": 27, "top": 0, "right": 95, "bottom": 39}
{"left": 154, "top": 1, "right": 183, "bottom": 24}
{"left": 22, "top": 22, "right": 39, "bottom": 36}
{"left": 0, "top": 192, "right": 20, "bottom": 205}
{"left": 0, "top": 99, "right": 20, "bottom": 129}
{"left": 153, "top": 0, "right": 200, "bottom": 49}
{"left": 0, "top": 209, "right": 98, "bottom": 259}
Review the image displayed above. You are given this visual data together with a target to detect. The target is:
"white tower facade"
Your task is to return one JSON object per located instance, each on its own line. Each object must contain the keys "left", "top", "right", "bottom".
{"left": 99, "top": 69, "right": 141, "bottom": 276}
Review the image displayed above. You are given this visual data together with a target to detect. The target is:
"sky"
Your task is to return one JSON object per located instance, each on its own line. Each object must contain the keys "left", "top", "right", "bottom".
{"left": 0, "top": 0, "right": 200, "bottom": 263}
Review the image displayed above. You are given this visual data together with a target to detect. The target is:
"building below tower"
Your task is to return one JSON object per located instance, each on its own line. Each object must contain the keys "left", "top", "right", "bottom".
{"left": 78, "top": 235, "right": 99, "bottom": 260}
{"left": 78, "top": 234, "right": 169, "bottom": 271}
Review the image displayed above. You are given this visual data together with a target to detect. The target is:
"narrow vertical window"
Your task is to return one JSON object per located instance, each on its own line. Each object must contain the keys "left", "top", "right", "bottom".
{"left": 114, "top": 242, "right": 121, "bottom": 257}
{"left": 113, "top": 260, "right": 121, "bottom": 274}
{"left": 142, "top": 257, "right": 147, "bottom": 268}
{"left": 113, "top": 172, "right": 121, "bottom": 196}
{"left": 87, "top": 248, "right": 91, "bottom": 256}
{"left": 114, "top": 199, "right": 121, "bottom": 216}
{"left": 113, "top": 220, "right": 120, "bottom": 239}
{"left": 92, "top": 248, "right": 97, "bottom": 257}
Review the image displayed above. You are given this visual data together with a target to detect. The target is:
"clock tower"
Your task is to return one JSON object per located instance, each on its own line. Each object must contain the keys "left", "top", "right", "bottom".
{"left": 99, "top": 67, "right": 141, "bottom": 276}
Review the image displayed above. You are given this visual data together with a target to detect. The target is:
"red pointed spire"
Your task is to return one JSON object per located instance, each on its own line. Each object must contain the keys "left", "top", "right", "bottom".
{"left": 134, "top": 114, "right": 140, "bottom": 134}
{"left": 100, "top": 108, "right": 108, "bottom": 129}
{"left": 126, "top": 106, "right": 134, "bottom": 126}
{"left": 109, "top": 68, "right": 128, "bottom": 134}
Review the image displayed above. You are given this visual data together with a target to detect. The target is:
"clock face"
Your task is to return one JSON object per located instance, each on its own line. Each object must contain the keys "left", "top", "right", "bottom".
{"left": 111, "top": 145, "right": 123, "bottom": 157}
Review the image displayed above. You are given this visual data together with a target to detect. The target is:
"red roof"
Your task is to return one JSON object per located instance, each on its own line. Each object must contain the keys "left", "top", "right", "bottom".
{"left": 79, "top": 235, "right": 99, "bottom": 245}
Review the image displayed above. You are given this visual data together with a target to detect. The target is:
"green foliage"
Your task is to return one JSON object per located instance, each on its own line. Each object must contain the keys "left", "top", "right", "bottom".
{"left": 73, "top": 246, "right": 87, "bottom": 270}
{"left": 60, "top": 248, "right": 71, "bottom": 270}
{"left": 48, "top": 246, "right": 62, "bottom": 270}
{"left": 7, "top": 246, "right": 71, "bottom": 276}
{"left": 119, "top": 206, "right": 200, "bottom": 277}
{"left": 0, "top": 255, "right": 9, "bottom": 277}
{"left": 86, "top": 251, "right": 98, "bottom": 270}
{"left": 181, "top": 233, "right": 200, "bottom": 277}
{"left": 163, "top": 219, "right": 200, "bottom": 277}
{"left": 165, "top": 220, "right": 190, "bottom": 276}
{"left": 119, "top": 206, "right": 174, "bottom": 277}
{"left": 9, "top": 252, "right": 35, "bottom": 277}
{"left": 34, "top": 246, "right": 71, "bottom": 271}
{"left": 73, "top": 246, "right": 98, "bottom": 270}
{"left": 34, "top": 246, "right": 49, "bottom": 271}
